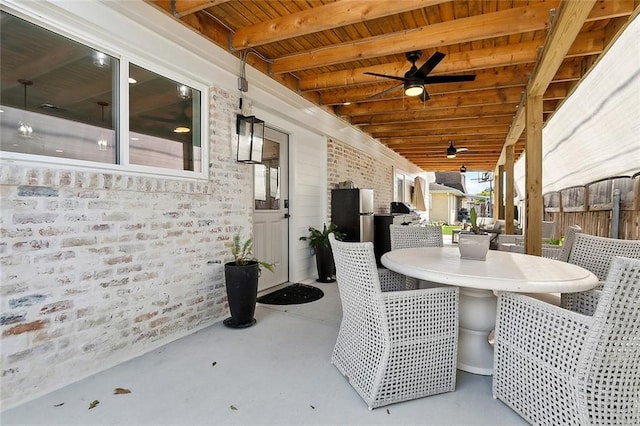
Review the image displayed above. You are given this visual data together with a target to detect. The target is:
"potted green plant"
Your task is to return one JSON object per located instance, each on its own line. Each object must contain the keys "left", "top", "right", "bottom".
{"left": 224, "top": 233, "right": 274, "bottom": 328}
{"left": 299, "top": 223, "right": 345, "bottom": 283}
{"left": 458, "top": 207, "right": 491, "bottom": 260}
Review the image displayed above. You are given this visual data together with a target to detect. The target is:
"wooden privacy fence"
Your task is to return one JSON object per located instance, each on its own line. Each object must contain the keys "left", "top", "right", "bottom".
{"left": 543, "top": 176, "right": 640, "bottom": 240}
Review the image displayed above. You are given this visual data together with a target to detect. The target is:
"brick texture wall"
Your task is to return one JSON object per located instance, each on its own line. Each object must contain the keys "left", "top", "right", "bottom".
{"left": 0, "top": 86, "right": 252, "bottom": 409}
{"left": 327, "top": 138, "right": 393, "bottom": 216}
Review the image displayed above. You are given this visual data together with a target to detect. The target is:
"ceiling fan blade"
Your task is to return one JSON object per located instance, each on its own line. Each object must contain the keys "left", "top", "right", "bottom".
{"left": 423, "top": 74, "right": 477, "bottom": 84}
{"left": 364, "top": 72, "right": 407, "bottom": 83}
{"left": 413, "top": 51, "right": 445, "bottom": 79}
{"left": 456, "top": 147, "right": 469, "bottom": 152}
{"left": 366, "top": 83, "right": 403, "bottom": 100}
{"left": 419, "top": 89, "right": 430, "bottom": 102}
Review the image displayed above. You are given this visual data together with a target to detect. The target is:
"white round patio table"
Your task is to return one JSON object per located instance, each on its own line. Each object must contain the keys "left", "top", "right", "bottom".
{"left": 381, "top": 246, "right": 599, "bottom": 375}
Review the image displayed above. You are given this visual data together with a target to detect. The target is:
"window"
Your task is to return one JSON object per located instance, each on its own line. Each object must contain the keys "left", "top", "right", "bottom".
{"left": 0, "top": 11, "right": 203, "bottom": 174}
{"left": 129, "top": 64, "right": 201, "bottom": 172}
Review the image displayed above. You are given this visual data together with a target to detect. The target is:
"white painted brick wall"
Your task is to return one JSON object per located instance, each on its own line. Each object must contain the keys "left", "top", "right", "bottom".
{"left": 0, "top": 86, "right": 253, "bottom": 410}
{"left": 327, "top": 138, "right": 393, "bottom": 216}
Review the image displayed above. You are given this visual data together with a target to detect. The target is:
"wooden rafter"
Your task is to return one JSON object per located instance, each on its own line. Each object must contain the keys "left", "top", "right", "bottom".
{"left": 298, "top": 31, "right": 603, "bottom": 91}
{"left": 231, "top": 0, "right": 447, "bottom": 50}
{"left": 271, "top": 2, "right": 559, "bottom": 74}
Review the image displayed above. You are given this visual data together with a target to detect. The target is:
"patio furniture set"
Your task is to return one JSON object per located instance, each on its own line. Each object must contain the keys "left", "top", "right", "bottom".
{"left": 328, "top": 224, "right": 640, "bottom": 425}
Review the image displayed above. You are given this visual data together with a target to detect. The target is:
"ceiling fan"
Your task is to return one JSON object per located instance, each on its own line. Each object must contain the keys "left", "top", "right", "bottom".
{"left": 364, "top": 51, "right": 476, "bottom": 101}
{"left": 139, "top": 99, "right": 192, "bottom": 134}
{"left": 446, "top": 141, "right": 468, "bottom": 158}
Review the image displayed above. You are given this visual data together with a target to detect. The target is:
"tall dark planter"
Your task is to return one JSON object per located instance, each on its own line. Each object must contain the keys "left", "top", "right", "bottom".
{"left": 224, "top": 261, "right": 259, "bottom": 328}
{"left": 314, "top": 244, "right": 336, "bottom": 283}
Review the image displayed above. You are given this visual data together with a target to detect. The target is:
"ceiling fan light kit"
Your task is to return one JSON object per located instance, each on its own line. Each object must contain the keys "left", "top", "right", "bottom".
{"left": 404, "top": 81, "right": 424, "bottom": 97}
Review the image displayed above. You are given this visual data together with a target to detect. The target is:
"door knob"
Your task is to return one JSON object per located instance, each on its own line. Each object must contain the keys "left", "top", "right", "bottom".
{"left": 284, "top": 213, "right": 290, "bottom": 219}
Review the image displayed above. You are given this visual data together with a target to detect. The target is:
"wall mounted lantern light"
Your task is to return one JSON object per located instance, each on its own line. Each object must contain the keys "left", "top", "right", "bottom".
{"left": 236, "top": 114, "right": 264, "bottom": 164}
{"left": 459, "top": 165, "right": 467, "bottom": 173}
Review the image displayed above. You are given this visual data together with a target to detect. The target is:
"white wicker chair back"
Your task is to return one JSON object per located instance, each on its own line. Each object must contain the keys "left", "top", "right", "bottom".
{"left": 557, "top": 224, "right": 582, "bottom": 262}
{"left": 567, "top": 233, "right": 640, "bottom": 280}
{"left": 328, "top": 234, "right": 458, "bottom": 409}
{"left": 389, "top": 224, "right": 443, "bottom": 250}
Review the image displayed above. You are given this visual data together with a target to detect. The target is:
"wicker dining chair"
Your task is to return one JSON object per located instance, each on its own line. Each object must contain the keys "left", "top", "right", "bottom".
{"left": 389, "top": 224, "right": 443, "bottom": 250}
{"left": 493, "top": 256, "right": 640, "bottom": 425}
{"left": 388, "top": 224, "right": 443, "bottom": 289}
{"left": 561, "top": 233, "right": 640, "bottom": 314}
{"left": 328, "top": 234, "right": 458, "bottom": 410}
{"left": 556, "top": 224, "right": 582, "bottom": 262}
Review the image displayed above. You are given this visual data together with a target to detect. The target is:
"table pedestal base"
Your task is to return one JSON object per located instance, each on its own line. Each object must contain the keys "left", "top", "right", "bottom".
{"left": 458, "top": 287, "right": 497, "bottom": 375}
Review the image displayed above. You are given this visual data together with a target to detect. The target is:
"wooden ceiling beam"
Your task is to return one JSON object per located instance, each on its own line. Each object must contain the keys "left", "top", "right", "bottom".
{"left": 350, "top": 100, "right": 557, "bottom": 126}
{"left": 362, "top": 116, "right": 514, "bottom": 134}
{"left": 498, "top": 0, "right": 598, "bottom": 167}
{"left": 369, "top": 125, "right": 510, "bottom": 139}
{"left": 336, "top": 86, "right": 527, "bottom": 116}
{"left": 337, "top": 83, "right": 567, "bottom": 117}
{"left": 381, "top": 136, "right": 521, "bottom": 145}
{"left": 530, "top": 1, "right": 597, "bottom": 96}
{"left": 273, "top": 0, "right": 627, "bottom": 74}
{"left": 320, "top": 60, "right": 583, "bottom": 105}
{"left": 319, "top": 65, "right": 533, "bottom": 105}
{"left": 334, "top": 83, "right": 569, "bottom": 116}
{"left": 231, "top": 0, "right": 446, "bottom": 49}
{"left": 271, "top": 2, "right": 560, "bottom": 73}
{"left": 394, "top": 147, "right": 507, "bottom": 155}
{"left": 350, "top": 104, "right": 519, "bottom": 126}
{"left": 379, "top": 137, "right": 512, "bottom": 147}
{"left": 298, "top": 30, "right": 603, "bottom": 91}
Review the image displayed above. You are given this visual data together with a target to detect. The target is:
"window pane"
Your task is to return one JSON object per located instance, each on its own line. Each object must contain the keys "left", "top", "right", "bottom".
{"left": 0, "top": 11, "right": 117, "bottom": 163}
{"left": 254, "top": 139, "right": 280, "bottom": 210}
{"left": 129, "top": 64, "right": 201, "bottom": 172}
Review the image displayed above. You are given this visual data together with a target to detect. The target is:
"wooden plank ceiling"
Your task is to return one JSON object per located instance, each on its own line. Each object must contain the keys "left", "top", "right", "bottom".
{"left": 148, "top": 0, "right": 635, "bottom": 172}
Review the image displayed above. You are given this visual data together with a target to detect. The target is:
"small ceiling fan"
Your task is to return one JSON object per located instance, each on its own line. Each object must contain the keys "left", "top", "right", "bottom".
{"left": 364, "top": 51, "right": 476, "bottom": 101}
{"left": 446, "top": 141, "right": 468, "bottom": 158}
{"left": 139, "top": 99, "right": 192, "bottom": 134}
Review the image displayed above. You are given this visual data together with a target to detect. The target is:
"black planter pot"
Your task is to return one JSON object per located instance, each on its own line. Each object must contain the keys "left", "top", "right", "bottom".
{"left": 224, "top": 261, "right": 259, "bottom": 328}
{"left": 314, "top": 244, "right": 336, "bottom": 283}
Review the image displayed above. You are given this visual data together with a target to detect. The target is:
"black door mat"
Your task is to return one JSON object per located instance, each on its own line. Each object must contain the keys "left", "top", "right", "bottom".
{"left": 257, "top": 283, "right": 324, "bottom": 305}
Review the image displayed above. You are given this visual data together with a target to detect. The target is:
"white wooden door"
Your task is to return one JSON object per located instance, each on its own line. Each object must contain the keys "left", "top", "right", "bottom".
{"left": 253, "top": 127, "right": 289, "bottom": 291}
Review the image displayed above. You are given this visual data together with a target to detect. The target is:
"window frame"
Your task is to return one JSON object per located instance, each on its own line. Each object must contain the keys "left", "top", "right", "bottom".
{"left": 0, "top": 5, "right": 209, "bottom": 181}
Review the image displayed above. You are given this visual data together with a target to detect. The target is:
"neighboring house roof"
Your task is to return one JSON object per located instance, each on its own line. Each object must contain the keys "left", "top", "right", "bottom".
{"left": 429, "top": 182, "right": 489, "bottom": 200}
{"left": 429, "top": 182, "right": 466, "bottom": 197}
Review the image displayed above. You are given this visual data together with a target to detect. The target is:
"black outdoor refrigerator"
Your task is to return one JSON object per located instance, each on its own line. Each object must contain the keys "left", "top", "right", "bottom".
{"left": 331, "top": 189, "right": 375, "bottom": 243}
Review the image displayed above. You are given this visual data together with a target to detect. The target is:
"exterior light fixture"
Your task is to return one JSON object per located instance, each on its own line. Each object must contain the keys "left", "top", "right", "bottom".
{"left": 447, "top": 141, "right": 457, "bottom": 158}
{"left": 460, "top": 165, "right": 467, "bottom": 173}
{"left": 404, "top": 81, "right": 424, "bottom": 97}
{"left": 236, "top": 114, "right": 264, "bottom": 164}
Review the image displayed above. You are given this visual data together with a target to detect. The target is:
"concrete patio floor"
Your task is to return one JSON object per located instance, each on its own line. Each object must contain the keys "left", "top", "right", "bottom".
{"left": 1, "top": 279, "right": 526, "bottom": 425}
